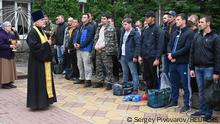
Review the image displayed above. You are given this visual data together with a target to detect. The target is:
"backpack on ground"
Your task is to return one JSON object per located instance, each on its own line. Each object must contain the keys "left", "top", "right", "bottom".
{"left": 113, "top": 82, "right": 133, "bottom": 96}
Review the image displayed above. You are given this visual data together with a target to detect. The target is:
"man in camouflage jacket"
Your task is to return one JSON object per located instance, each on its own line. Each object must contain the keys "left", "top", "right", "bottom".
{"left": 93, "top": 14, "right": 118, "bottom": 90}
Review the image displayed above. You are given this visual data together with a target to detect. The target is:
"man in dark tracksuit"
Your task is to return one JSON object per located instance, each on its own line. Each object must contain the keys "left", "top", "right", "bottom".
{"left": 190, "top": 15, "right": 220, "bottom": 121}
{"left": 138, "top": 11, "right": 164, "bottom": 99}
{"left": 167, "top": 14, "right": 194, "bottom": 113}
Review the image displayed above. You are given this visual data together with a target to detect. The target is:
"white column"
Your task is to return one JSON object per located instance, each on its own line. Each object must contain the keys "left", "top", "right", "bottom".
{"left": 0, "top": 0, "right": 3, "bottom": 23}
{"left": 15, "top": 1, "right": 18, "bottom": 31}
{"left": 27, "top": 2, "right": 31, "bottom": 32}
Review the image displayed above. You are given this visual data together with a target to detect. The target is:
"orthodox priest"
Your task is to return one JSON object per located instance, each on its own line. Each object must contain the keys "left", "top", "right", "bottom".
{"left": 26, "top": 10, "right": 57, "bottom": 110}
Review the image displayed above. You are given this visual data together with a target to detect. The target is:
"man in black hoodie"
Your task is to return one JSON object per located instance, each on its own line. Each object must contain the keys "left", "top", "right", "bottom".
{"left": 138, "top": 11, "right": 164, "bottom": 100}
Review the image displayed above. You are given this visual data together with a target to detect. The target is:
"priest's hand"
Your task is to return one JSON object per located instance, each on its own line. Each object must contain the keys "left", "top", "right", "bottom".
{"left": 10, "top": 45, "right": 16, "bottom": 49}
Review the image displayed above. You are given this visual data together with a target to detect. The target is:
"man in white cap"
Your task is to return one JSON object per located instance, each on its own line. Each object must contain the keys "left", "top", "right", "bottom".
{"left": 26, "top": 10, "right": 57, "bottom": 110}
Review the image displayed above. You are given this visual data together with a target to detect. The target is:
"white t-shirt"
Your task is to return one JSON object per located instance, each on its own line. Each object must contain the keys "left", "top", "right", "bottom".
{"left": 95, "top": 26, "right": 105, "bottom": 49}
{"left": 122, "top": 31, "right": 130, "bottom": 56}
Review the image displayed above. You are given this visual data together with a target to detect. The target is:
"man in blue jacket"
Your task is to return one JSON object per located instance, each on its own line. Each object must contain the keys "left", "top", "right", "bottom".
{"left": 118, "top": 17, "right": 140, "bottom": 94}
{"left": 167, "top": 13, "right": 194, "bottom": 113}
{"left": 74, "top": 13, "right": 94, "bottom": 87}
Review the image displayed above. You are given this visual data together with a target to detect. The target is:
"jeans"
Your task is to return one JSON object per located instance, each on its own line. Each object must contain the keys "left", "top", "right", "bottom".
{"left": 120, "top": 56, "right": 139, "bottom": 90}
{"left": 56, "top": 46, "right": 63, "bottom": 64}
{"left": 169, "top": 63, "right": 191, "bottom": 106}
{"left": 195, "top": 67, "right": 214, "bottom": 117}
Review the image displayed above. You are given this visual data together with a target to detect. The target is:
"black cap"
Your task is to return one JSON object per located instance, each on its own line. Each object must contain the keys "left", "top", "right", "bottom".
{"left": 31, "top": 10, "right": 45, "bottom": 22}
{"left": 145, "top": 11, "right": 156, "bottom": 18}
{"left": 164, "top": 10, "right": 176, "bottom": 17}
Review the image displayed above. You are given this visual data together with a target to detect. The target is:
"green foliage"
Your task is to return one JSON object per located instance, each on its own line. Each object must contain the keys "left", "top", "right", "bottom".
{"left": 32, "top": 0, "right": 220, "bottom": 32}
{"left": 33, "top": 0, "right": 81, "bottom": 23}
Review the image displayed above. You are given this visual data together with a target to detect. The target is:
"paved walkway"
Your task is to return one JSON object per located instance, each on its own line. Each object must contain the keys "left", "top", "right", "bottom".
{"left": 0, "top": 65, "right": 220, "bottom": 124}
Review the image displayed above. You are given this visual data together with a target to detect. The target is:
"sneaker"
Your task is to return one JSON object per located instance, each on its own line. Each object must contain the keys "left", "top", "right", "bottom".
{"left": 191, "top": 111, "right": 205, "bottom": 117}
{"left": 166, "top": 101, "right": 178, "bottom": 108}
{"left": 180, "top": 105, "right": 190, "bottom": 113}
{"left": 132, "top": 90, "right": 139, "bottom": 94}
{"left": 141, "top": 93, "right": 148, "bottom": 101}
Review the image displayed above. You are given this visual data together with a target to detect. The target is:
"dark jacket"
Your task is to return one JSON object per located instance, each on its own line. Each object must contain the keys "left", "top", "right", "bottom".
{"left": 118, "top": 28, "right": 140, "bottom": 61}
{"left": 0, "top": 28, "right": 15, "bottom": 59}
{"left": 167, "top": 27, "right": 194, "bottom": 64}
{"left": 55, "top": 22, "right": 67, "bottom": 45}
{"left": 74, "top": 23, "right": 94, "bottom": 53}
{"left": 189, "top": 31, "right": 220, "bottom": 74}
{"left": 140, "top": 24, "right": 165, "bottom": 59}
{"left": 161, "top": 23, "right": 170, "bottom": 54}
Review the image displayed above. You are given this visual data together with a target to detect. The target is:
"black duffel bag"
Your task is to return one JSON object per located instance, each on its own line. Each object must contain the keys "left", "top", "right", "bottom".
{"left": 113, "top": 83, "right": 133, "bottom": 96}
{"left": 204, "top": 80, "right": 220, "bottom": 107}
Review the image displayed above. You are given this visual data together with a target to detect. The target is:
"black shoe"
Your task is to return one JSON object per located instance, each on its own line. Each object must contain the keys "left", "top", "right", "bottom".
{"left": 105, "top": 83, "right": 112, "bottom": 90}
{"left": 1, "top": 84, "right": 12, "bottom": 89}
{"left": 74, "top": 80, "right": 84, "bottom": 84}
{"left": 166, "top": 101, "right": 178, "bottom": 108}
{"left": 180, "top": 105, "right": 190, "bottom": 113}
{"left": 8, "top": 83, "right": 17, "bottom": 88}
{"left": 84, "top": 80, "right": 92, "bottom": 87}
{"left": 191, "top": 111, "right": 205, "bottom": 117}
{"left": 93, "top": 83, "right": 103, "bottom": 88}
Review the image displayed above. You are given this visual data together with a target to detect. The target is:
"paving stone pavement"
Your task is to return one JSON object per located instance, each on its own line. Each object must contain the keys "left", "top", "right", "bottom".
{"left": 0, "top": 66, "right": 220, "bottom": 124}
{"left": 0, "top": 89, "right": 91, "bottom": 124}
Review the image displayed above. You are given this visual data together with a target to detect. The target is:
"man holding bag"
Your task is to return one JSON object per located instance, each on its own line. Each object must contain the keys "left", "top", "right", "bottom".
{"left": 189, "top": 15, "right": 220, "bottom": 121}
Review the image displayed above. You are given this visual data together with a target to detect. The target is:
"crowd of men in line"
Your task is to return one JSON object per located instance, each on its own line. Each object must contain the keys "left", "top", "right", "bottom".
{"left": 42, "top": 10, "right": 220, "bottom": 121}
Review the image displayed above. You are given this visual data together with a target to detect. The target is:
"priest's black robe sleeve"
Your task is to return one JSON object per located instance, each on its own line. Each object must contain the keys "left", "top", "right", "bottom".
{"left": 26, "top": 29, "right": 52, "bottom": 62}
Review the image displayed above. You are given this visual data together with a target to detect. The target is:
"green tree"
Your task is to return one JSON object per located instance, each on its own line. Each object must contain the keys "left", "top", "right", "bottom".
{"left": 33, "top": 0, "right": 81, "bottom": 23}
{"left": 32, "top": 0, "right": 220, "bottom": 32}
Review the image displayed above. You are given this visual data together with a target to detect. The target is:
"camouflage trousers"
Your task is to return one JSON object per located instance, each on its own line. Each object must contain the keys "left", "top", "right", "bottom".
{"left": 95, "top": 51, "right": 113, "bottom": 84}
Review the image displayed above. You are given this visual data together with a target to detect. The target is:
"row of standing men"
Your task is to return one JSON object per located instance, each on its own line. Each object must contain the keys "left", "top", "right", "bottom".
{"left": 25, "top": 10, "right": 220, "bottom": 122}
